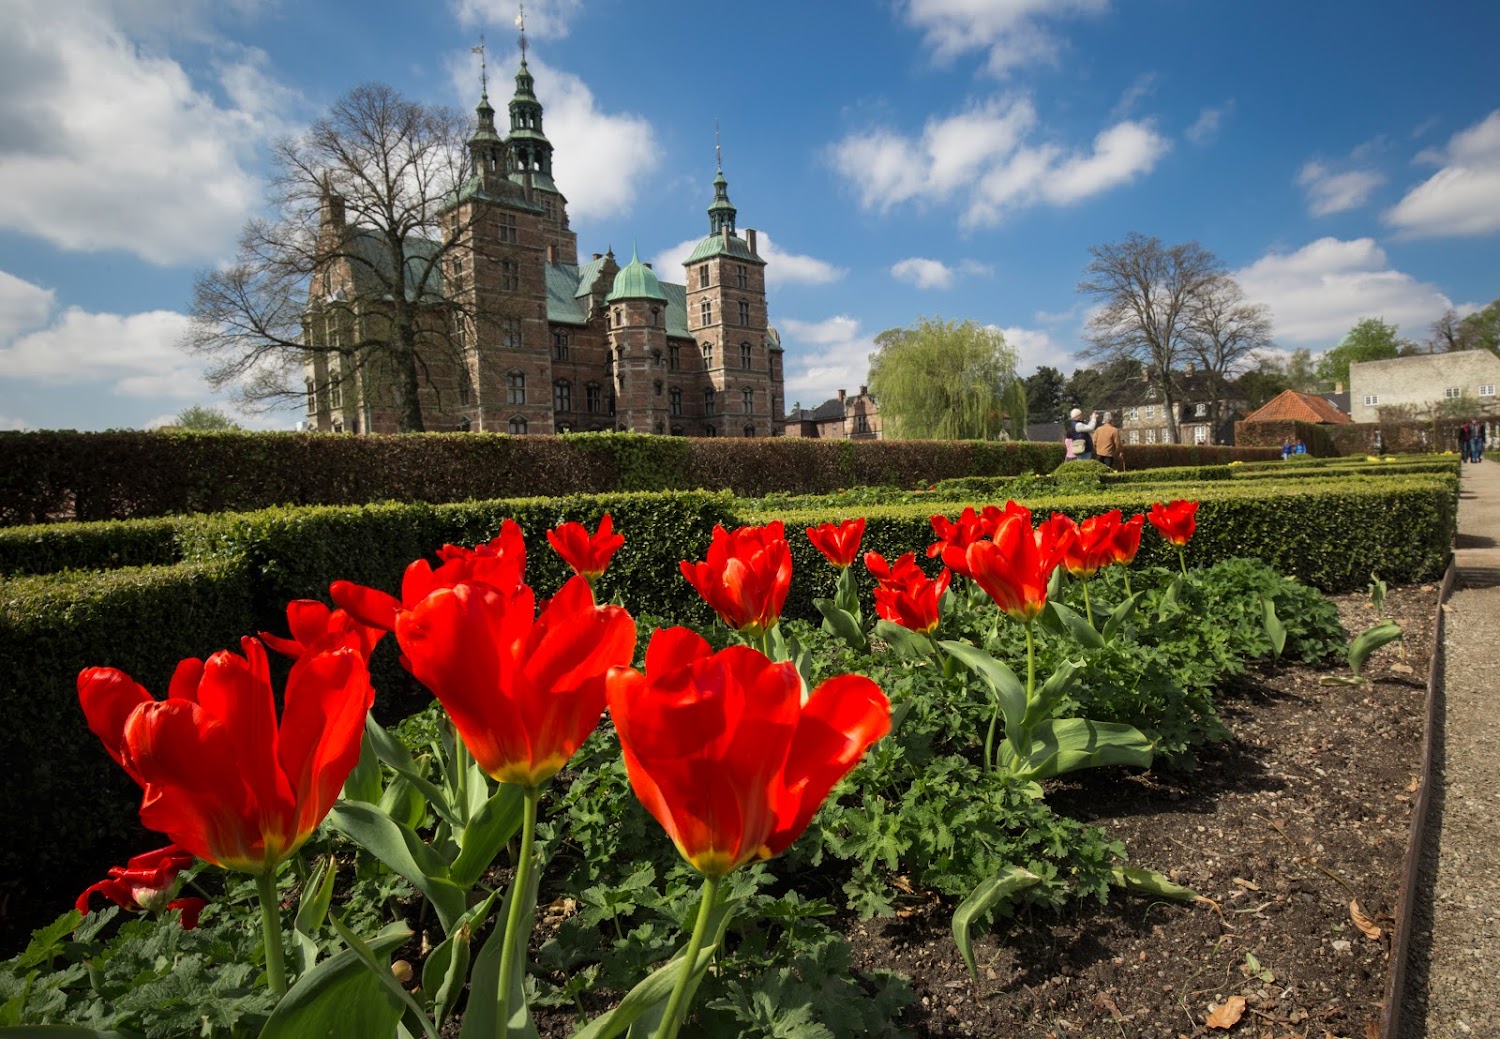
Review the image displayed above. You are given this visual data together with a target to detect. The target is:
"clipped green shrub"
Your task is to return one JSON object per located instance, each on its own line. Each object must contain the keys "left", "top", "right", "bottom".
{"left": 0, "top": 516, "right": 185, "bottom": 577}
{"left": 1103, "top": 464, "right": 1233, "bottom": 485}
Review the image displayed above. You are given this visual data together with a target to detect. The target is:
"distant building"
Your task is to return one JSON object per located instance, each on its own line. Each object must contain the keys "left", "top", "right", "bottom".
{"left": 1241, "top": 389, "right": 1353, "bottom": 425}
{"left": 1348, "top": 351, "right": 1500, "bottom": 422}
{"left": 303, "top": 53, "right": 784, "bottom": 436}
{"left": 785, "top": 386, "right": 881, "bottom": 439}
{"left": 1093, "top": 368, "right": 1248, "bottom": 446}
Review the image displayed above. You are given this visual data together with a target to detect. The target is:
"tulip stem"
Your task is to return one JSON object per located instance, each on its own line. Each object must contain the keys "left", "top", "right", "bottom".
{"left": 255, "top": 870, "right": 288, "bottom": 999}
{"left": 1177, "top": 546, "right": 1188, "bottom": 577}
{"left": 496, "top": 785, "right": 541, "bottom": 1038}
{"left": 1081, "top": 580, "right": 1094, "bottom": 629}
{"left": 657, "top": 873, "right": 722, "bottom": 1039}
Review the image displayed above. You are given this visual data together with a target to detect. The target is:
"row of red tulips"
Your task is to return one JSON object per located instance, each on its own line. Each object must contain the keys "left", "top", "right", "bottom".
{"left": 67, "top": 497, "right": 1200, "bottom": 1038}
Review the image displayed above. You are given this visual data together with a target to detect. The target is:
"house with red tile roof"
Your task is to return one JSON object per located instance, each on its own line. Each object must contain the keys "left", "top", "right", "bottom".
{"left": 1241, "top": 389, "right": 1353, "bottom": 425}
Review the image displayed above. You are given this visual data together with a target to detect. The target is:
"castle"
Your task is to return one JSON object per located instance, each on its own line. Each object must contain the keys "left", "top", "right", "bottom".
{"left": 303, "top": 54, "right": 785, "bottom": 437}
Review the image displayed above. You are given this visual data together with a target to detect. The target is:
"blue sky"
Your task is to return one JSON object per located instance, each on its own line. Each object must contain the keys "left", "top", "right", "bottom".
{"left": 1, "top": 0, "right": 1496, "bottom": 431}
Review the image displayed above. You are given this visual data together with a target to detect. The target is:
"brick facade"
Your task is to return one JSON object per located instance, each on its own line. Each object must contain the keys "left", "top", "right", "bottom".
{"left": 303, "top": 60, "right": 784, "bottom": 437}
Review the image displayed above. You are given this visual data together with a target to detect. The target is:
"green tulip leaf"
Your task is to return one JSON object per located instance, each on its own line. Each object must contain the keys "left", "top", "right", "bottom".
{"left": 1025, "top": 659, "right": 1081, "bottom": 726}
{"left": 423, "top": 892, "right": 497, "bottom": 1030}
{"left": 939, "top": 641, "right": 1027, "bottom": 735}
{"left": 1102, "top": 591, "right": 1144, "bottom": 642}
{"left": 362, "top": 716, "right": 460, "bottom": 828}
{"left": 0, "top": 1030, "right": 135, "bottom": 1038}
{"left": 450, "top": 784, "right": 526, "bottom": 891}
{"left": 1348, "top": 619, "right": 1403, "bottom": 677}
{"left": 258, "top": 924, "right": 411, "bottom": 1039}
{"left": 378, "top": 775, "right": 428, "bottom": 833}
{"left": 999, "top": 718, "right": 1154, "bottom": 780}
{"left": 460, "top": 855, "right": 542, "bottom": 1039}
{"left": 1261, "top": 596, "right": 1287, "bottom": 662}
{"left": 327, "top": 803, "right": 466, "bottom": 936}
{"left": 874, "top": 620, "right": 936, "bottom": 661}
{"left": 619, "top": 895, "right": 739, "bottom": 1039}
{"left": 294, "top": 855, "right": 337, "bottom": 938}
{"left": 341, "top": 728, "right": 384, "bottom": 804}
{"left": 1111, "top": 866, "right": 1199, "bottom": 902}
{"left": 813, "top": 598, "right": 868, "bottom": 651}
{"left": 952, "top": 867, "right": 1041, "bottom": 979}
{"left": 1045, "top": 601, "right": 1104, "bottom": 650}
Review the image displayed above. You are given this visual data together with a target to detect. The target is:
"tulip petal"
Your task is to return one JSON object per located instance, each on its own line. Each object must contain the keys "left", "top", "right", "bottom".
{"left": 330, "top": 579, "right": 401, "bottom": 632}
{"left": 277, "top": 643, "right": 375, "bottom": 850}
{"left": 78, "top": 667, "right": 154, "bottom": 775}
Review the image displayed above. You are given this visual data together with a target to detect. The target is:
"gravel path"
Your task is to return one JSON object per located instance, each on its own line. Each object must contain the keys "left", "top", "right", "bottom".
{"left": 1403, "top": 458, "right": 1500, "bottom": 1039}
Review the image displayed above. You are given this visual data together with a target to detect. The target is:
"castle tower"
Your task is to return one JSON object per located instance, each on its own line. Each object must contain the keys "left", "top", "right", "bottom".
{"left": 506, "top": 54, "right": 578, "bottom": 264}
{"left": 682, "top": 157, "right": 774, "bottom": 437}
{"left": 606, "top": 247, "right": 670, "bottom": 433}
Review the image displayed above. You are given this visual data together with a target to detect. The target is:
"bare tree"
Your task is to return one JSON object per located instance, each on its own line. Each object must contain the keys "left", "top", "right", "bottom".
{"left": 183, "top": 83, "right": 492, "bottom": 432}
{"left": 1078, "top": 234, "right": 1224, "bottom": 442}
{"left": 1183, "top": 273, "right": 1273, "bottom": 434}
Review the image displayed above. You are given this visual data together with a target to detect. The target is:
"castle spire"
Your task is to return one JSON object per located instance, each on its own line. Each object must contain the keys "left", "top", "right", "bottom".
{"left": 707, "top": 129, "right": 737, "bottom": 236}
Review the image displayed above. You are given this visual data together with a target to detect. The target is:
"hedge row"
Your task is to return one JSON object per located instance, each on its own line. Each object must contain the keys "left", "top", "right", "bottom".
{"left": 0, "top": 430, "right": 1070, "bottom": 525}
{"left": 1235, "top": 417, "right": 1484, "bottom": 458}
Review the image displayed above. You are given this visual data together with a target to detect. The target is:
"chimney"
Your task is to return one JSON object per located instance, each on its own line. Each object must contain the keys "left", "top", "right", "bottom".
{"left": 592, "top": 252, "right": 602, "bottom": 261}
{"left": 546, "top": 244, "right": 556, "bottom": 264}
{"left": 1335, "top": 381, "right": 1344, "bottom": 393}
{"left": 838, "top": 388, "right": 847, "bottom": 401}
{"left": 1184, "top": 361, "right": 1194, "bottom": 375}
{"left": 746, "top": 228, "right": 758, "bottom": 255}
{"left": 858, "top": 384, "right": 867, "bottom": 396}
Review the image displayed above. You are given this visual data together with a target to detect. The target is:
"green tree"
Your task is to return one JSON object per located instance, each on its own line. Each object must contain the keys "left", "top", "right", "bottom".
{"left": 1315, "top": 318, "right": 1412, "bottom": 387}
{"left": 1023, "top": 365, "right": 1067, "bottom": 423}
{"left": 1458, "top": 300, "right": 1500, "bottom": 355}
{"left": 867, "top": 317, "right": 1021, "bottom": 440}
{"left": 173, "top": 405, "right": 240, "bottom": 430}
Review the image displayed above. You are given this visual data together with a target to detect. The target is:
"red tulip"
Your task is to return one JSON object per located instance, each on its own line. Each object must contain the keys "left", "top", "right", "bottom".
{"left": 944, "top": 511, "right": 1069, "bottom": 623}
{"left": 1112, "top": 513, "right": 1145, "bottom": 566}
{"left": 927, "top": 508, "right": 984, "bottom": 560}
{"left": 332, "top": 520, "right": 528, "bottom": 632}
{"left": 1147, "top": 500, "right": 1199, "bottom": 547}
{"left": 679, "top": 522, "right": 792, "bottom": 637}
{"left": 259, "top": 599, "right": 385, "bottom": 660}
{"left": 607, "top": 628, "right": 889, "bottom": 877}
{"left": 77, "top": 844, "right": 205, "bottom": 928}
{"left": 396, "top": 574, "right": 635, "bottom": 787}
{"left": 78, "top": 636, "right": 374, "bottom": 873}
{"left": 1060, "top": 511, "right": 1123, "bottom": 580}
{"left": 865, "top": 550, "right": 949, "bottom": 634}
{"left": 806, "top": 518, "right": 866, "bottom": 569}
{"left": 548, "top": 514, "right": 625, "bottom": 583}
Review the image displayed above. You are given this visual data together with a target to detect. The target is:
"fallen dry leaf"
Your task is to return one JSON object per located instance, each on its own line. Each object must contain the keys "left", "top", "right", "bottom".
{"left": 1350, "top": 899, "right": 1383, "bottom": 940}
{"left": 1206, "top": 995, "right": 1247, "bottom": 1029}
{"left": 1365, "top": 1017, "right": 1381, "bottom": 1039}
{"left": 1389, "top": 662, "right": 1415, "bottom": 674}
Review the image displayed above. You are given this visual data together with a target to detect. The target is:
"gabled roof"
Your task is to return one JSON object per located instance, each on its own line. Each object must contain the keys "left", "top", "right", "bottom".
{"left": 1242, "top": 389, "right": 1353, "bottom": 424}
{"left": 343, "top": 230, "right": 444, "bottom": 301}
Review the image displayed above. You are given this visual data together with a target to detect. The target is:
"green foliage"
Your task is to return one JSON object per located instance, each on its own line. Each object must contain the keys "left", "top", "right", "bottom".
{"left": 173, "top": 406, "right": 241, "bottom": 431}
{"left": 0, "top": 516, "right": 184, "bottom": 577}
{"left": 1315, "top": 317, "right": 1413, "bottom": 387}
{"left": 867, "top": 317, "right": 1022, "bottom": 441}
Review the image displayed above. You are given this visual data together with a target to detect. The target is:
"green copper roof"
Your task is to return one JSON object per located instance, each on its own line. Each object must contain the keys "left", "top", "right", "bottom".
{"left": 606, "top": 247, "right": 668, "bottom": 302}
{"left": 684, "top": 233, "right": 765, "bottom": 266}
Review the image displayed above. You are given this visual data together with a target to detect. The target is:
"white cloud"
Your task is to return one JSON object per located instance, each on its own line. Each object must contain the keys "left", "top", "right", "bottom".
{"left": 447, "top": 50, "right": 658, "bottom": 223}
{"left": 891, "top": 258, "right": 956, "bottom": 290}
{"left": 0, "top": 0, "right": 282, "bottom": 264}
{"left": 901, "top": 0, "right": 1111, "bottom": 77}
{"left": 1235, "top": 237, "right": 1453, "bottom": 347}
{"left": 777, "top": 315, "right": 875, "bottom": 409}
{"left": 1296, "top": 159, "right": 1384, "bottom": 217}
{"left": 0, "top": 270, "right": 56, "bottom": 341}
{"left": 1185, "top": 103, "right": 1231, "bottom": 146}
{"left": 997, "top": 326, "right": 1078, "bottom": 374}
{"left": 831, "top": 98, "right": 1168, "bottom": 228}
{"left": 651, "top": 231, "right": 844, "bottom": 288}
{"left": 453, "top": 0, "right": 584, "bottom": 38}
{"left": 0, "top": 414, "right": 29, "bottom": 431}
{"left": 1385, "top": 109, "right": 1500, "bottom": 237}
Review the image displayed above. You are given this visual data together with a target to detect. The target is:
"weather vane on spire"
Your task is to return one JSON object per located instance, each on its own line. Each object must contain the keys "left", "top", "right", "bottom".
{"left": 471, "top": 33, "right": 487, "bottom": 95}
{"left": 715, "top": 120, "right": 722, "bottom": 172}
{"left": 516, "top": 2, "right": 528, "bottom": 63}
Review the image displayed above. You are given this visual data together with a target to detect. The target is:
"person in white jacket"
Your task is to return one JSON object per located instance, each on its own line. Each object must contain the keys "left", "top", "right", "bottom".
{"left": 1067, "top": 407, "right": 1099, "bottom": 460}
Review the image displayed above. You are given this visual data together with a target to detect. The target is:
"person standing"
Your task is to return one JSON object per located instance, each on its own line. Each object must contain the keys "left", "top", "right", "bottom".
{"left": 1474, "top": 421, "right": 1487, "bottom": 462}
{"left": 1094, "top": 412, "right": 1122, "bottom": 470}
{"left": 1460, "top": 421, "right": 1472, "bottom": 462}
{"left": 1067, "top": 407, "right": 1098, "bottom": 460}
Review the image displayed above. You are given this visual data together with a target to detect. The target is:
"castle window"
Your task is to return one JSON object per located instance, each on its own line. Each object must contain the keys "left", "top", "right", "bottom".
{"left": 701, "top": 342, "right": 713, "bottom": 366}
{"left": 655, "top": 421, "right": 664, "bottom": 435}
{"left": 651, "top": 307, "right": 660, "bottom": 327}
{"left": 669, "top": 344, "right": 681, "bottom": 370}
{"left": 543, "top": 198, "right": 556, "bottom": 222}
{"left": 735, "top": 265, "right": 748, "bottom": 289}
{"left": 500, "top": 261, "right": 519, "bottom": 292}
{"left": 1445, "top": 387, "right": 1462, "bottom": 399}
{"left": 554, "top": 380, "right": 572, "bottom": 412}
{"left": 608, "top": 390, "right": 615, "bottom": 416}
{"left": 698, "top": 265, "right": 709, "bottom": 289}
{"left": 498, "top": 213, "right": 518, "bottom": 244}
{"left": 743, "top": 423, "right": 756, "bottom": 438}
{"left": 305, "top": 378, "right": 315, "bottom": 415}
{"left": 738, "top": 300, "right": 749, "bottom": 325}
{"left": 330, "top": 374, "right": 342, "bottom": 410}
{"left": 700, "top": 299, "right": 712, "bottom": 326}
{"left": 742, "top": 388, "right": 753, "bottom": 413}
{"left": 507, "top": 371, "right": 526, "bottom": 405}
{"left": 586, "top": 382, "right": 602, "bottom": 413}
{"left": 855, "top": 413, "right": 870, "bottom": 434}
{"left": 704, "top": 387, "right": 716, "bottom": 415}
{"left": 740, "top": 342, "right": 752, "bottom": 369}
{"left": 669, "top": 387, "right": 682, "bottom": 416}
{"left": 705, "top": 424, "right": 716, "bottom": 437}
{"left": 453, "top": 255, "right": 465, "bottom": 281}
{"left": 654, "top": 379, "right": 663, "bottom": 397}
{"left": 552, "top": 329, "right": 569, "bottom": 361}
{"left": 458, "top": 367, "right": 473, "bottom": 406}
{"left": 508, "top": 416, "right": 527, "bottom": 434}
{"left": 502, "top": 318, "right": 522, "bottom": 350}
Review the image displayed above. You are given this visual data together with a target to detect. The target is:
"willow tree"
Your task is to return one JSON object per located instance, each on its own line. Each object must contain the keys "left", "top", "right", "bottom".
{"left": 867, "top": 317, "right": 1021, "bottom": 440}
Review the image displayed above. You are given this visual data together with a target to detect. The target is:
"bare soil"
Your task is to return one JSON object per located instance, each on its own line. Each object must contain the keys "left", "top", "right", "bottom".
{"left": 845, "top": 583, "right": 1435, "bottom": 1039}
